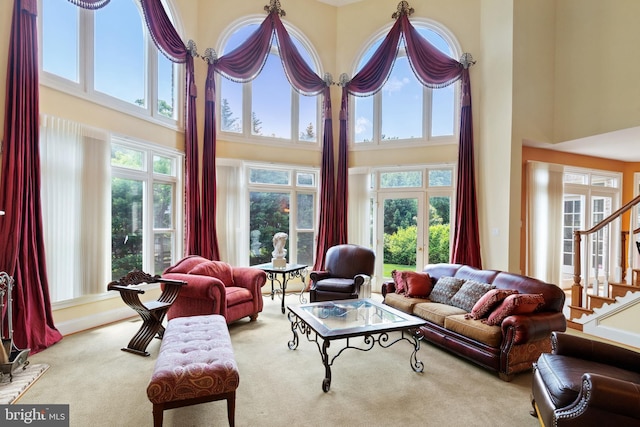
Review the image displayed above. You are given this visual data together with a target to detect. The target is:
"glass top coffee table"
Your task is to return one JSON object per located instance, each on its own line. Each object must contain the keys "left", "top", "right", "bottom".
{"left": 287, "top": 298, "right": 427, "bottom": 392}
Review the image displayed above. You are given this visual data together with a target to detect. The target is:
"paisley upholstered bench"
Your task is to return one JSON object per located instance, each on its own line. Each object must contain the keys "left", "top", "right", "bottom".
{"left": 146, "top": 315, "right": 239, "bottom": 427}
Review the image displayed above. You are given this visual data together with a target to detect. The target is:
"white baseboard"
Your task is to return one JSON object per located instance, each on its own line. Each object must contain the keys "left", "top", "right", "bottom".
{"left": 55, "top": 306, "right": 136, "bottom": 336}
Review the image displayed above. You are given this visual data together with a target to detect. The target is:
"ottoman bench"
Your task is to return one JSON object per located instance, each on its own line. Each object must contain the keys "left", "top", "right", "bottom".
{"left": 146, "top": 315, "right": 239, "bottom": 427}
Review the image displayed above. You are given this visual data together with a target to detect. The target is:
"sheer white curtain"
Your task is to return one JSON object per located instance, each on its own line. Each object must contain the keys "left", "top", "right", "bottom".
{"left": 40, "top": 115, "right": 111, "bottom": 302}
{"left": 526, "top": 161, "right": 564, "bottom": 285}
{"left": 348, "top": 169, "right": 372, "bottom": 247}
{"left": 215, "top": 159, "right": 245, "bottom": 265}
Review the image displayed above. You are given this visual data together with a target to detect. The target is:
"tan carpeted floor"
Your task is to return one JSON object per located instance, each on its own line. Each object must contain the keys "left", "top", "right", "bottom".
{"left": 20, "top": 294, "right": 541, "bottom": 427}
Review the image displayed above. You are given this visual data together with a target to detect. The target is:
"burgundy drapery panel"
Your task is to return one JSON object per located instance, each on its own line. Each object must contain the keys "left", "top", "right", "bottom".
{"left": 0, "top": 0, "right": 62, "bottom": 353}
{"left": 340, "top": 12, "right": 481, "bottom": 269}
{"left": 206, "top": 11, "right": 333, "bottom": 269}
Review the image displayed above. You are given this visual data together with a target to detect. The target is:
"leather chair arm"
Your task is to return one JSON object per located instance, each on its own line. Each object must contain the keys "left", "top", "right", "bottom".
{"left": 381, "top": 280, "right": 395, "bottom": 297}
{"left": 501, "top": 312, "right": 567, "bottom": 344}
{"left": 552, "top": 332, "right": 640, "bottom": 372}
{"left": 557, "top": 373, "right": 640, "bottom": 422}
{"left": 309, "top": 270, "right": 331, "bottom": 282}
{"left": 232, "top": 267, "right": 267, "bottom": 293}
{"left": 353, "top": 274, "right": 370, "bottom": 293}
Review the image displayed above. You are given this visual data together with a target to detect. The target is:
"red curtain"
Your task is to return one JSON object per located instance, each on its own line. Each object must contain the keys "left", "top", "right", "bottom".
{"left": 340, "top": 12, "right": 481, "bottom": 269}
{"left": 207, "top": 11, "right": 333, "bottom": 268}
{"left": 0, "top": 0, "right": 62, "bottom": 354}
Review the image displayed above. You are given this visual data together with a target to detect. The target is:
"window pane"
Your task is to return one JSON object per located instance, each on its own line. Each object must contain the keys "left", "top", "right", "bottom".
{"left": 354, "top": 96, "right": 374, "bottom": 143}
{"left": 432, "top": 85, "right": 455, "bottom": 137}
{"left": 429, "top": 196, "right": 451, "bottom": 264}
{"left": 252, "top": 53, "right": 291, "bottom": 138}
{"left": 153, "top": 155, "right": 174, "bottom": 176}
{"left": 249, "top": 168, "right": 290, "bottom": 185}
{"left": 591, "top": 174, "right": 618, "bottom": 188}
{"left": 220, "top": 79, "right": 242, "bottom": 132}
{"left": 249, "top": 192, "right": 290, "bottom": 265}
{"left": 42, "top": 1, "right": 78, "bottom": 82}
{"left": 153, "top": 183, "right": 173, "bottom": 228}
{"left": 157, "top": 51, "right": 176, "bottom": 119}
{"left": 564, "top": 172, "right": 587, "bottom": 184}
{"left": 299, "top": 94, "right": 318, "bottom": 142}
{"left": 297, "top": 193, "right": 314, "bottom": 229}
{"left": 297, "top": 172, "right": 315, "bottom": 187}
{"left": 112, "top": 177, "right": 143, "bottom": 280}
{"left": 380, "top": 171, "right": 422, "bottom": 188}
{"left": 381, "top": 57, "right": 423, "bottom": 140}
{"left": 297, "top": 232, "right": 314, "bottom": 266}
{"left": 428, "top": 169, "right": 452, "bottom": 186}
{"left": 112, "top": 144, "right": 144, "bottom": 170}
{"left": 154, "top": 232, "right": 173, "bottom": 273}
{"left": 94, "top": 0, "right": 145, "bottom": 105}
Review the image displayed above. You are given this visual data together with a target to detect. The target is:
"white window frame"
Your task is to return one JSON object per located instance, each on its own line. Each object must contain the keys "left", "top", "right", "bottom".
{"left": 37, "top": 0, "right": 183, "bottom": 129}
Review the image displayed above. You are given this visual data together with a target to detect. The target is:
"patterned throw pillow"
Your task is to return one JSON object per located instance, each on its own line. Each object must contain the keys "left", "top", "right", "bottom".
{"left": 404, "top": 271, "right": 433, "bottom": 298}
{"left": 392, "top": 270, "right": 407, "bottom": 294}
{"left": 429, "top": 276, "right": 465, "bottom": 305}
{"left": 466, "top": 289, "right": 519, "bottom": 320}
{"left": 450, "top": 280, "right": 496, "bottom": 312}
{"left": 482, "top": 293, "right": 545, "bottom": 326}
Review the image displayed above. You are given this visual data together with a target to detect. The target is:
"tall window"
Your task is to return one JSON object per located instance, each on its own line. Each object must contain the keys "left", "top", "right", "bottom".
{"left": 218, "top": 21, "right": 320, "bottom": 144}
{"left": 247, "top": 165, "right": 317, "bottom": 266}
{"left": 39, "top": 0, "right": 180, "bottom": 123}
{"left": 562, "top": 168, "right": 621, "bottom": 286}
{"left": 111, "top": 140, "right": 183, "bottom": 280}
{"left": 353, "top": 22, "right": 458, "bottom": 145}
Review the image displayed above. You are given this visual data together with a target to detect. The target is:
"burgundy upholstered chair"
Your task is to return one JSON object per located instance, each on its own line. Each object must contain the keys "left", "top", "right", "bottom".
{"left": 309, "top": 244, "right": 375, "bottom": 302}
{"left": 162, "top": 255, "right": 267, "bottom": 324}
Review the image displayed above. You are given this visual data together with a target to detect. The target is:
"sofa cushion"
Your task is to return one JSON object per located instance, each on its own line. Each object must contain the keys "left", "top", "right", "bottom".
{"left": 404, "top": 272, "right": 433, "bottom": 298}
{"left": 384, "top": 292, "right": 430, "bottom": 313}
{"left": 391, "top": 270, "right": 407, "bottom": 294}
{"left": 483, "top": 293, "right": 545, "bottom": 326}
{"left": 450, "top": 280, "right": 495, "bottom": 312}
{"left": 444, "top": 314, "right": 502, "bottom": 348}
{"left": 189, "top": 261, "right": 234, "bottom": 287}
{"left": 466, "top": 288, "right": 519, "bottom": 320}
{"left": 413, "top": 302, "right": 466, "bottom": 327}
{"left": 429, "top": 276, "right": 465, "bottom": 305}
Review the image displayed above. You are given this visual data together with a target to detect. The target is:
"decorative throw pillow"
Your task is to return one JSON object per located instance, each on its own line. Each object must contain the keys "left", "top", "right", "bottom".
{"left": 466, "top": 289, "right": 519, "bottom": 320}
{"left": 404, "top": 272, "right": 433, "bottom": 298}
{"left": 392, "top": 270, "right": 407, "bottom": 294}
{"left": 450, "top": 280, "right": 496, "bottom": 312}
{"left": 189, "top": 260, "right": 234, "bottom": 286}
{"left": 428, "top": 276, "right": 465, "bottom": 305}
{"left": 482, "top": 293, "right": 545, "bottom": 326}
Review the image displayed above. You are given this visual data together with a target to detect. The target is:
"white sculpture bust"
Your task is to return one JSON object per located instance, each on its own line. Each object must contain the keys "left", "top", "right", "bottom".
{"left": 272, "top": 232, "right": 288, "bottom": 267}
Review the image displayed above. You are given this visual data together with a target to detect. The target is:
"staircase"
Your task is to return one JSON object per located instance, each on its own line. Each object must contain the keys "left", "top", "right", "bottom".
{"left": 568, "top": 194, "right": 640, "bottom": 336}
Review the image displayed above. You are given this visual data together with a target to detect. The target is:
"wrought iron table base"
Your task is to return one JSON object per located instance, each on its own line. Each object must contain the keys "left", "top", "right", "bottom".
{"left": 267, "top": 269, "right": 307, "bottom": 314}
{"left": 287, "top": 311, "right": 424, "bottom": 392}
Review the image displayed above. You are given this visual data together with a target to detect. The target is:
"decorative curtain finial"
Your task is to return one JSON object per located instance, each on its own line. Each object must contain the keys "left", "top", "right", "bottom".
{"left": 264, "top": 0, "right": 286, "bottom": 17}
{"left": 460, "top": 53, "right": 476, "bottom": 69}
{"left": 392, "top": 1, "right": 414, "bottom": 19}
{"left": 203, "top": 48, "right": 217, "bottom": 64}
{"left": 187, "top": 40, "right": 198, "bottom": 58}
{"left": 323, "top": 72, "right": 334, "bottom": 86}
{"left": 338, "top": 73, "right": 351, "bottom": 87}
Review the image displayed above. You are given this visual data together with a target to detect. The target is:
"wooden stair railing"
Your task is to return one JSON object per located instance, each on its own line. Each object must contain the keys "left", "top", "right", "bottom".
{"left": 571, "top": 194, "right": 640, "bottom": 327}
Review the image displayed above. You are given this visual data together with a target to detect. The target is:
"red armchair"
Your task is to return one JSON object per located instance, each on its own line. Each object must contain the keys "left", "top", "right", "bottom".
{"left": 162, "top": 255, "right": 267, "bottom": 324}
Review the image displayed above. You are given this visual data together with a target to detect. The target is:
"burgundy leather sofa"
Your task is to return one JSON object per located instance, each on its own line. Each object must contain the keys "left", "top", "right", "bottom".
{"left": 382, "top": 263, "right": 567, "bottom": 380}
{"left": 162, "top": 255, "right": 267, "bottom": 324}
{"left": 531, "top": 331, "right": 640, "bottom": 426}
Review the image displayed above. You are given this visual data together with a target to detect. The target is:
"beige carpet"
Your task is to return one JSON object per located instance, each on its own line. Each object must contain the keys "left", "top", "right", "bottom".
{"left": 0, "top": 363, "right": 49, "bottom": 404}
{"left": 20, "top": 295, "right": 540, "bottom": 427}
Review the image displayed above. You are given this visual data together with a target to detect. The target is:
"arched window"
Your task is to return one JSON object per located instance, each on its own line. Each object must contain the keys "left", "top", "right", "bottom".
{"left": 39, "top": 0, "right": 180, "bottom": 124}
{"left": 218, "top": 19, "right": 321, "bottom": 144}
{"left": 353, "top": 20, "right": 460, "bottom": 145}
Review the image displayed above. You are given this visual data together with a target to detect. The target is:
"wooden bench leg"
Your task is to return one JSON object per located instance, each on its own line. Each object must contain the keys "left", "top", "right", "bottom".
{"left": 227, "top": 392, "right": 236, "bottom": 427}
{"left": 153, "top": 404, "right": 164, "bottom": 427}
